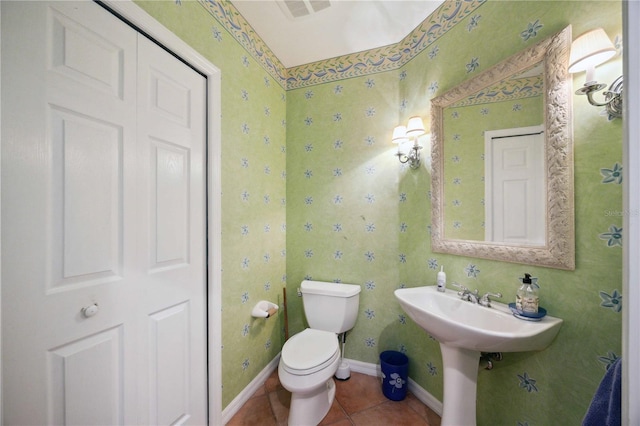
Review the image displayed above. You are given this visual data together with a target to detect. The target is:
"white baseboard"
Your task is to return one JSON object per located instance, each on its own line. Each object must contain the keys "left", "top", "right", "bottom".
{"left": 346, "top": 357, "right": 380, "bottom": 376}
{"left": 221, "top": 354, "right": 281, "bottom": 424}
{"left": 407, "top": 377, "right": 443, "bottom": 416}
{"left": 221, "top": 355, "right": 443, "bottom": 423}
{"left": 346, "top": 358, "right": 443, "bottom": 416}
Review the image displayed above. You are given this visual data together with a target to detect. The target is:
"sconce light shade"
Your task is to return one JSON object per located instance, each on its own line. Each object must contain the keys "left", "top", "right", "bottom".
{"left": 568, "top": 28, "right": 616, "bottom": 74}
{"left": 406, "top": 116, "right": 426, "bottom": 138}
{"left": 568, "top": 27, "right": 622, "bottom": 120}
{"left": 391, "top": 125, "right": 409, "bottom": 144}
{"left": 392, "top": 117, "right": 424, "bottom": 169}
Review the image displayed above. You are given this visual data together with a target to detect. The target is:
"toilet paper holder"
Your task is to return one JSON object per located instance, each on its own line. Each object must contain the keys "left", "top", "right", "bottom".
{"left": 251, "top": 301, "right": 279, "bottom": 318}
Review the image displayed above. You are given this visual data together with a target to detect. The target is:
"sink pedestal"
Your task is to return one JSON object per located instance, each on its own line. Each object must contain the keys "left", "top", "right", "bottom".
{"left": 440, "top": 344, "right": 481, "bottom": 426}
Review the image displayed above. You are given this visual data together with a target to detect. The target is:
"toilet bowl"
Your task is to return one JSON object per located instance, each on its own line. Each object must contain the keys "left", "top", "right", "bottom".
{"left": 278, "top": 329, "right": 340, "bottom": 425}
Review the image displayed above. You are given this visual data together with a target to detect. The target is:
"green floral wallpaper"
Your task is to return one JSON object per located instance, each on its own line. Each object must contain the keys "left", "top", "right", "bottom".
{"left": 136, "top": 1, "right": 623, "bottom": 424}
{"left": 288, "top": 2, "right": 622, "bottom": 425}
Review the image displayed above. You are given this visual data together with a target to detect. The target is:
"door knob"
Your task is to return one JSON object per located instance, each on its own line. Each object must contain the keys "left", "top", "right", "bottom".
{"left": 81, "top": 303, "right": 99, "bottom": 318}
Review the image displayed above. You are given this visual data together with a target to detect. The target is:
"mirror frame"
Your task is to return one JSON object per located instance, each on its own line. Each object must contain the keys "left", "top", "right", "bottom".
{"left": 430, "top": 25, "right": 575, "bottom": 270}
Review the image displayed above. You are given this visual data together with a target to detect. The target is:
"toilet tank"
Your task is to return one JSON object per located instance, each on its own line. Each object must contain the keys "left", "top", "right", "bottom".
{"left": 301, "top": 280, "right": 361, "bottom": 333}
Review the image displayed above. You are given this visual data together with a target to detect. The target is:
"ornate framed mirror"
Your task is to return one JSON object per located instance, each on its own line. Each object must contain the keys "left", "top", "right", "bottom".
{"left": 430, "top": 25, "right": 575, "bottom": 270}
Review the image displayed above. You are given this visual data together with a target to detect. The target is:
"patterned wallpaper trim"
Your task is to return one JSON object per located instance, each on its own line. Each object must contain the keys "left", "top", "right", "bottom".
{"left": 450, "top": 75, "right": 544, "bottom": 107}
{"left": 286, "top": 0, "right": 486, "bottom": 89}
{"left": 198, "top": 0, "right": 487, "bottom": 90}
{"left": 198, "top": 0, "right": 288, "bottom": 85}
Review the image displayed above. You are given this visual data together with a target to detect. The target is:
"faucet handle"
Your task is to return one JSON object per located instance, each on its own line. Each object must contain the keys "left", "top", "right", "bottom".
{"left": 451, "top": 282, "right": 468, "bottom": 291}
{"left": 479, "top": 292, "right": 503, "bottom": 307}
{"left": 450, "top": 282, "right": 469, "bottom": 297}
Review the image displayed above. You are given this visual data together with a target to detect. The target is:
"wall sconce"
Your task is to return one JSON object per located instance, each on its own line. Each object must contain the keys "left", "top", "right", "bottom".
{"left": 568, "top": 28, "right": 622, "bottom": 119}
{"left": 392, "top": 116, "right": 425, "bottom": 169}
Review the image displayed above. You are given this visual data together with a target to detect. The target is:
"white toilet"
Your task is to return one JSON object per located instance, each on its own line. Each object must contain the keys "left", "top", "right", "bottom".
{"left": 279, "top": 280, "right": 361, "bottom": 425}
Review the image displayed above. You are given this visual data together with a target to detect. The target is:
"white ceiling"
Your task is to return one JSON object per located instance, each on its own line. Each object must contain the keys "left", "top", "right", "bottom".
{"left": 231, "top": 0, "right": 445, "bottom": 68}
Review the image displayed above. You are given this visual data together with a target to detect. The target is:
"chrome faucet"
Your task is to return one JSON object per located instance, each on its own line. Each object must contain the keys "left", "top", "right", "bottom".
{"left": 463, "top": 289, "right": 480, "bottom": 303}
{"left": 479, "top": 292, "right": 503, "bottom": 308}
{"left": 451, "top": 282, "right": 480, "bottom": 304}
{"left": 451, "top": 282, "right": 502, "bottom": 307}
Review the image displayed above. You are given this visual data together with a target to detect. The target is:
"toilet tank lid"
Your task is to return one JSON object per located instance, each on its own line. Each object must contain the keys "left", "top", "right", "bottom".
{"left": 301, "top": 280, "right": 361, "bottom": 297}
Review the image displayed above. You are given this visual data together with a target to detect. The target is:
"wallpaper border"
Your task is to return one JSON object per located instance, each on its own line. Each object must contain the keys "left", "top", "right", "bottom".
{"left": 198, "top": 0, "right": 487, "bottom": 90}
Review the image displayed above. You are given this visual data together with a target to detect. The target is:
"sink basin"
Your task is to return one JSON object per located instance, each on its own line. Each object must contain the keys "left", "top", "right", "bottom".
{"left": 394, "top": 285, "right": 562, "bottom": 426}
{"left": 394, "top": 285, "right": 563, "bottom": 352}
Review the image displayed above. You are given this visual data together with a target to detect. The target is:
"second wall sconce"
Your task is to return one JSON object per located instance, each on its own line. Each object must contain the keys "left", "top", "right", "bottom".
{"left": 568, "top": 27, "right": 622, "bottom": 119}
{"left": 392, "top": 116, "right": 425, "bottom": 169}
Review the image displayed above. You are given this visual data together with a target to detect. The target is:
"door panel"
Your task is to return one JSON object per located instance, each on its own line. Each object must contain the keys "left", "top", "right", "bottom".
{"left": 48, "top": 326, "right": 124, "bottom": 425}
{"left": 51, "top": 107, "right": 124, "bottom": 289}
{"left": 50, "top": 7, "right": 126, "bottom": 98}
{"left": 152, "top": 140, "right": 190, "bottom": 269}
{"left": 149, "top": 303, "right": 190, "bottom": 425}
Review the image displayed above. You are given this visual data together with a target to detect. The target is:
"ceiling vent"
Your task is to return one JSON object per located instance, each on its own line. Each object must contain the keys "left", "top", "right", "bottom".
{"left": 278, "top": 0, "right": 331, "bottom": 19}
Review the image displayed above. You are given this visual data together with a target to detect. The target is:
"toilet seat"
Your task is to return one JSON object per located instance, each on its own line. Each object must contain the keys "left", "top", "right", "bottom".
{"left": 281, "top": 329, "right": 339, "bottom": 375}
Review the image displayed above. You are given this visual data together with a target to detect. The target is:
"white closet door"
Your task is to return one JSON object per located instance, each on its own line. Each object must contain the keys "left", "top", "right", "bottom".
{"left": 1, "top": 1, "right": 207, "bottom": 424}
{"left": 136, "top": 34, "right": 207, "bottom": 425}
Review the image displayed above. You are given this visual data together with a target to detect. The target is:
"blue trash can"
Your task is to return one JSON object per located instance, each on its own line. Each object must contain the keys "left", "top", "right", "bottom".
{"left": 380, "top": 350, "right": 409, "bottom": 401}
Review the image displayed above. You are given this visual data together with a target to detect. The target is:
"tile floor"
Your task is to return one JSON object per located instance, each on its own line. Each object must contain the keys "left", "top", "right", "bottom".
{"left": 226, "top": 370, "right": 442, "bottom": 426}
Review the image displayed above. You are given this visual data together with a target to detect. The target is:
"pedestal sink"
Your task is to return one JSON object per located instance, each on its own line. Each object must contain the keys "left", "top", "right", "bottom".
{"left": 394, "top": 286, "right": 562, "bottom": 426}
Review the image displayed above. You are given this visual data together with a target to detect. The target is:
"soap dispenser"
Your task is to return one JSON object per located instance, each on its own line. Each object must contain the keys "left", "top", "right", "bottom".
{"left": 516, "top": 273, "right": 539, "bottom": 313}
{"left": 437, "top": 266, "right": 446, "bottom": 292}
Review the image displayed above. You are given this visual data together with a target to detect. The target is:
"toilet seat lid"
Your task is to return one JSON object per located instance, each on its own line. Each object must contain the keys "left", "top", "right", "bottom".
{"left": 281, "top": 329, "right": 339, "bottom": 374}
